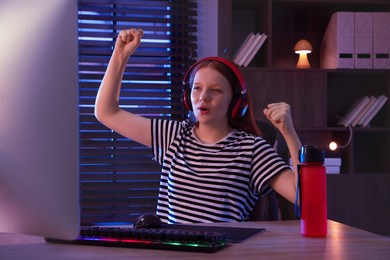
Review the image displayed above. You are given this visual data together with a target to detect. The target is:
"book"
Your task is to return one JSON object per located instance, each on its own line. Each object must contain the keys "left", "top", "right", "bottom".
{"left": 337, "top": 96, "right": 370, "bottom": 127}
{"left": 326, "top": 166, "right": 340, "bottom": 174}
{"left": 233, "top": 33, "right": 255, "bottom": 65}
{"left": 324, "top": 158, "right": 342, "bottom": 166}
{"left": 289, "top": 158, "right": 341, "bottom": 174}
{"left": 289, "top": 158, "right": 341, "bottom": 166}
{"left": 359, "top": 95, "right": 388, "bottom": 127}
{"left": 351, "top": 95, "right": 376, "bottom": 127}
{"left": 242, "top": 33, "right": 268, "bottom": 67}
{"left": 237, "top": 33, "right": 262, "bottom": 66}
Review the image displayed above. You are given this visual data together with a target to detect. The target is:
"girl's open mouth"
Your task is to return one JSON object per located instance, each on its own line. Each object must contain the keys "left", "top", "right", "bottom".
{"left": 199, "top": 106, "right": 209, "bottom": 113}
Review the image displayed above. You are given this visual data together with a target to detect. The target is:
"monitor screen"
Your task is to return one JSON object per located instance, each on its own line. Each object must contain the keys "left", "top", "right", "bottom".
{"left": 0, "top": 0, "right": 80, "bottom": 240}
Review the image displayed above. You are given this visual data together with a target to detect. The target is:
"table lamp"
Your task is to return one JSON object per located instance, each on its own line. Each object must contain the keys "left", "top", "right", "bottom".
{"left": 294, "top": 39, "right": 313, "bottom": 69}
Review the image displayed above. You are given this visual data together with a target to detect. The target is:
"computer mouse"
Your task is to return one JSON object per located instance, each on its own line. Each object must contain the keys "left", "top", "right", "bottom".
{"left": 133, "top": 213, "right": 162, "bottom": 228}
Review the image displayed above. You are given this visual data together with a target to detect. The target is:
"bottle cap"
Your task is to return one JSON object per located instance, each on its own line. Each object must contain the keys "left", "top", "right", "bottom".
{"left": 298, "top": 145, "right": 325, "bottom": 163}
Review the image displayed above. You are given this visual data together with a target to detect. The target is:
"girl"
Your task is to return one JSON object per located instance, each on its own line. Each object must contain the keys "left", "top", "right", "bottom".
{"left": 95, "top": 29, "right": 302, "bottom": 224}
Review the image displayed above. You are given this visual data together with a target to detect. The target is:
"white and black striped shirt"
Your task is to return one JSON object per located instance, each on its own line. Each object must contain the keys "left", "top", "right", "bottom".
{"left": 151, "top": 119, "right": 290, "bottom": 224}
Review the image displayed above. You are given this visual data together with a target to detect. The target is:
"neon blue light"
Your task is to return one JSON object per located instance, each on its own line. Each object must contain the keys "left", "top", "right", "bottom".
{"left": 142, "top": 39, "right": 170, "bottom": 44}
{"left": 121, "top": 80, "right": 171, "bottom": 84}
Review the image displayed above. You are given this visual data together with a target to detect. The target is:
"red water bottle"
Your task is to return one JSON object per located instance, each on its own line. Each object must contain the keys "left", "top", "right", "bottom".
{"left": 296, "top": 145, "right": 327, "bottom": 237}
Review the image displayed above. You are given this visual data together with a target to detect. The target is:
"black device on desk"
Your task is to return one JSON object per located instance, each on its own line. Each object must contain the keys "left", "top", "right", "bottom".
{"left": 48, "top": 223, "right": 265, "bottom": 253}
{"left": 133, "top": 213, "right": 163, "bottom": 228}
{"left": 47, "top": 213, "right": 265, "bottom": 253}
{"left": 48, "top": 225, "right": 230, "bottom": 253}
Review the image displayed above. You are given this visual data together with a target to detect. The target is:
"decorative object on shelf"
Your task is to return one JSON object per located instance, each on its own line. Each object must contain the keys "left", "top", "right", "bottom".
{"left": 294, "top": 39, "right": 313, "bottom": 69}
{"left": 321, "top": 12, "right": 355, "bottom": 69}
{"left": 354, "top": 12, "right": 373, "bottom": 69}
{"left": 373, "top": 12, "right": 390, "bottom": 69}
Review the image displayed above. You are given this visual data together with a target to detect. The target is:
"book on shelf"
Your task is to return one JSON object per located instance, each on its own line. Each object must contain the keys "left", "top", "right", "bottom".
{"left": 233, "top": 32, "right": 267, "bottom": 67}
{"left": 242, "top": 34, "right": 267, "bottom": 67}
{"left": 337, "top": 96, "right": 370, "bottom": 127}
{"left": 324, "top": 157, "right": 341, "bottom": 174}
{"left": 233, "top": 33, "right": 255, "bottom": 65}
{"left": 236, "top": 33, "right": 262, "bottom": 66}
{"left": 324, "top": 157, "right": 342, "bottom": 166}
{"left": 338, "top": 95, "right": 388, "bottom": 127}
{"left": 350, "top": 95, "right": 376, "bottom": 127}
{"left": 289, "top": 157, "right": 341, "bottom": 166}
{"left": 326, "top": 166, "right": 341, "bottom": 174}
{"left": 358, "top": 94, "right": 388, "bottom": 127}
{"left": 289, "top": 157, "right": 341, "bottom": 174}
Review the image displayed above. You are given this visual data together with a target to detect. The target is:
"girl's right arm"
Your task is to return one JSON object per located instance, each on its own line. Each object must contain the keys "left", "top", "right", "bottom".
{"left": 94, "top": 29, "right": 152, "bottom": 147}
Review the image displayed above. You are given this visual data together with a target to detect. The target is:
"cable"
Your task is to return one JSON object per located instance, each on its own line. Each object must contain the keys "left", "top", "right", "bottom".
{"left": 329, "top": 116, "right": 353, "bottom": 150}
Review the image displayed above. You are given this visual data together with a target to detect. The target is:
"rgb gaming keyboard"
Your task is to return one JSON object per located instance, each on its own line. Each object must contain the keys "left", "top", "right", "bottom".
{"left": 48, "top": 225, "right": 230, "bottom": 253}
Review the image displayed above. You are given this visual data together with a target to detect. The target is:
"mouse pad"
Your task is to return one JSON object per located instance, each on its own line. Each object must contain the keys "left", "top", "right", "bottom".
{"left": 160, "top": 224, "right": 265, "bottom": 243}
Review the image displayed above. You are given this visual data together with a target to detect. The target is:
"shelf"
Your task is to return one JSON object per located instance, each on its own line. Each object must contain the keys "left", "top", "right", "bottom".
{"left": 231, "top": 0, "right": 390, "bottom": 176}
{"left": 231, "top": 0, "right": 390, "bottom": 68}
{"left": 327, "top": 72, "right": 390, "bottom": 127}
{"left": 223, "top": 0, "right": 390, "bottom": 237}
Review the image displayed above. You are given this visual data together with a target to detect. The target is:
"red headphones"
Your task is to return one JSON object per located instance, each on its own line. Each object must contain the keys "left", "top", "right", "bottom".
{"left": 182, "top": 57, "right": 248, "bottom": 119}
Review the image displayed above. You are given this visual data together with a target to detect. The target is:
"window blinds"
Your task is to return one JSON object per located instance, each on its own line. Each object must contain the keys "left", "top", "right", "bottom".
{"left": 78, "top": 0, "right": 197, "bottom": 224}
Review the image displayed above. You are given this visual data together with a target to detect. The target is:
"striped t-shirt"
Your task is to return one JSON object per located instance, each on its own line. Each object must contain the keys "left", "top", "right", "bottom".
{"left": 151, "top": 119, "right": 290, "bottom": 224}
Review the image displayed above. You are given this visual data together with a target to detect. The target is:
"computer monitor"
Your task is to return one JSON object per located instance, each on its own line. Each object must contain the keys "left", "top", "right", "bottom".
{"left": 0, "top": 0, "right": 80, "bottom": 240}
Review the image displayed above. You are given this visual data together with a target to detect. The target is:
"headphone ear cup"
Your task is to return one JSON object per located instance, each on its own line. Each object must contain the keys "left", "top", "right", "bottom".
{"left": 183, "top": 88, "right": 192, "bottom": 111}
{"left": 230, "top": 97, "right": 242, "bottom": 119}
{"left": 230, "top": 95, "right": 248, "bottom": 119}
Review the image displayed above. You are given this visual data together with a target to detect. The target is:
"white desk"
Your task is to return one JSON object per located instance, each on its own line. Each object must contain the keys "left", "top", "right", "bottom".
{"left": 1, "top": 220, "right": 389, "bottom": 259}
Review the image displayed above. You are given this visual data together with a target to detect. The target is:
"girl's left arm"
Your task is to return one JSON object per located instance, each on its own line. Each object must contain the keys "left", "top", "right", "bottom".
{"left": 263, "top": 102, "right": 302, "bottom": 203}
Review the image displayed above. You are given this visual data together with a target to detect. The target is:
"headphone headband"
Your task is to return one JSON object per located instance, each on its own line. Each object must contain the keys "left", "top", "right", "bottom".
{"left": 182, "top": 57, "right": 247, "bottom": 95}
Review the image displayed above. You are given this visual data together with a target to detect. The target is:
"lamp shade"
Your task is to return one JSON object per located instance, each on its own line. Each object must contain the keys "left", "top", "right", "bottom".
{"left": 294, "top": 39, "right": 313, "bottom": 68}
{"left": 294, "top": 39, "right": 313, "bottom": 53}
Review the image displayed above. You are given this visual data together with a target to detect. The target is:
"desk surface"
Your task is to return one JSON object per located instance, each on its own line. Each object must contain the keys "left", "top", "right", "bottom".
{"left": 1, "top": 220, "right": 389, "bottom": 260}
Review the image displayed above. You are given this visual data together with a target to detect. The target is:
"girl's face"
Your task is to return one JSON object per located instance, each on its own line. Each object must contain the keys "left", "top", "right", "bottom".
{"left": 190, "top": 66, "right": 233, "bottom": 127}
